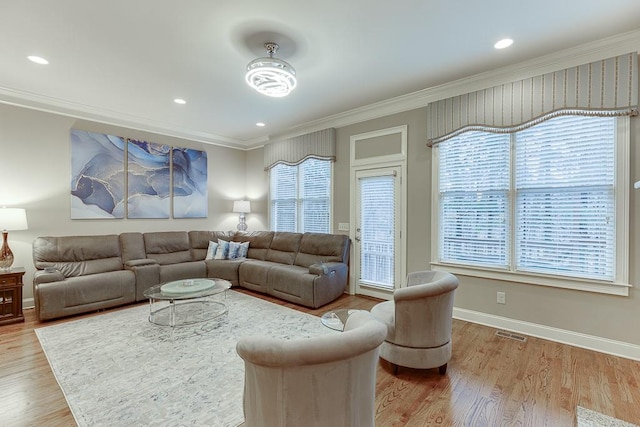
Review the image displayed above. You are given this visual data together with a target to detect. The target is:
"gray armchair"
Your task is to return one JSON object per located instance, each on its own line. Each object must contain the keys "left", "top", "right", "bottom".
{"left": 370, "top": 270, "right": 459, "bottom": 375}
{"left": 236, "top": 311, "right": 387, "bottom": 427}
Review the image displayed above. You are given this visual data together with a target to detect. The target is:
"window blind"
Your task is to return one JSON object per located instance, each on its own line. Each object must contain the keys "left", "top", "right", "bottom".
{"left": 515, "top": 115, "right": 615, "bottom": 280}
{"left": 270, "top": 158, "right": 331, "bottom": 233}
{"left": 359, "top": 174, "right": 395, "bottom": 288}
{"left": 439, "top": 132, "right": 510, "bottom": 267}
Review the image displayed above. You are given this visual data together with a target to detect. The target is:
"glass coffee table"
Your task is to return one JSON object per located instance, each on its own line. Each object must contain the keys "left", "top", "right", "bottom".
{"left": 143, "top": 278, "right": 231, "bottom": 328}
{"left": 321, "top": 308, "right": 368, "bottom": 331}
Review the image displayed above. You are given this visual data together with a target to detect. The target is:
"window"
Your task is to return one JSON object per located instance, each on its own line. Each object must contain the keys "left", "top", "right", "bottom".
{"left": 435, "top": 115, "right": 629, "bottom": 293}
{"left": 270, "top": 158, "right": 332, "bottom": 233}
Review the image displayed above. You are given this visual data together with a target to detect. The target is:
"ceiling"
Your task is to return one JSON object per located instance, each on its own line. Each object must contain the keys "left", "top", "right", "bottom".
{"left": 2, "top": 1, "right": 640, "bottom": 149}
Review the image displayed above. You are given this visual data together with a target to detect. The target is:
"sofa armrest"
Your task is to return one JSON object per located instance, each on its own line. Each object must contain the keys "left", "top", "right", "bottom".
{"left": 33, "top": 269, "right": 65, "bottom": 285}
{"left": 124, "top": 258, "right": 158, "bottom": 268}
{"left": 309, "top": 262, "right": 344, "bottom": 276}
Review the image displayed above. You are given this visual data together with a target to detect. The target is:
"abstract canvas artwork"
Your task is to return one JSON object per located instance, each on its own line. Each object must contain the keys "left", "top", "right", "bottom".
{"left": 70, "top": 130, "right": 126, "bottom": 219}
{"left": 127, "top": 139, "right": 171, "bottom": 219}
{"left": 172, "top": 148, "right": 208, "bottom": 218}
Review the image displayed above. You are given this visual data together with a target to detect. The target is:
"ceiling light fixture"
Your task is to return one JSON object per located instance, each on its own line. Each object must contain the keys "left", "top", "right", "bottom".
{"left": 28, "top": 55, "right": 49, "bottom": 65}
{"left": 246, "top": 42, "right": 297, "bottom": 98}
{"left": 256, "top": 122, "right": 266, "bottom": 127}
{"left": 173, "top": 98, "right": 186, "bottom": 105}
{"left": 494, "top": 38, "right": 514, "bottom": 49}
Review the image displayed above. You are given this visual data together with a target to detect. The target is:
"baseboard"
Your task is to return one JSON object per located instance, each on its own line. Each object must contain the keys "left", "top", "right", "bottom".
{"left": 453, "top": 307, "right": 640, "bottom": 361}
{"left": 22, "top": 297, "right": 35, "bottom": 309}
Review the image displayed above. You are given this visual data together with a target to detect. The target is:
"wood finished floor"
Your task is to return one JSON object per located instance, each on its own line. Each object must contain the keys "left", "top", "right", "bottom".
{"left": 2, "top": 289, "right": 639, "bottom": 427}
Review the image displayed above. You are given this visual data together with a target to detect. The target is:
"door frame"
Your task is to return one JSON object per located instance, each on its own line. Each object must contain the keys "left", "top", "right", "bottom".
{"left": 349, "top": 125, "right": 407, "bottom": 298}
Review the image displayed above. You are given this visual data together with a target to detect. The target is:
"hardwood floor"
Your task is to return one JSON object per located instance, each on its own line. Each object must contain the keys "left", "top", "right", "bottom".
{"left": 2, "top": 290, "right": 639, "bottom": 426}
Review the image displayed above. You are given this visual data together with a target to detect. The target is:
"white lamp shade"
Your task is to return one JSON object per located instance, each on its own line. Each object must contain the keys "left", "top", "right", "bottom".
{"left": 0, "top": 208, "right": 28, "bottom": 231}
{"left": 233, "top": 200, "right": 251, "bottom": 214}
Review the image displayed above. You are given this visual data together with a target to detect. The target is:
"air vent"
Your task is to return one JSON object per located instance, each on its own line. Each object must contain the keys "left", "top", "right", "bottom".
{"left": 495, "top": 330, "right": 527, "bottom": 342}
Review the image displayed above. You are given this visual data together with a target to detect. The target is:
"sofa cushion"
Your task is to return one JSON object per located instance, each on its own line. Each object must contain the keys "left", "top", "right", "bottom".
{"left": 214, "top": 239, "right": 230, "bottom": 259}
{"left": 233, "top": 231, "right": 274, "bottom": 260}
{"left": 119, "top": 232, "right": 147, "bottom": 263}
{"left": 205, "top": 241, "right": 218, "bottom": 260}
{"left": 159, "top": 261, "right": 206, "bottom": 283}
{"left": 189, "top": 230, "right": 235, "bottom": 260}
{"left": 144, "top": 231, "right": 192, "bottom": 265}
{"left": 33, "top": 235, "right": 123, "bottom": 277}
{"left": 239, "top": 260, "right": 277, "bottom": 292}
{"left": 266, "top": 232, "right": 302, "bottom": 265}
{"left": 205, "top": 258, "right": 245, "bottom": 285}
{"left": 294, "top": 233, "right": 349, "bottom": 268}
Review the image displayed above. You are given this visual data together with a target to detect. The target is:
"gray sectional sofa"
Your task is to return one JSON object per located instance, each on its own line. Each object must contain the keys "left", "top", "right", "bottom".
{"left": 33, "top": 230, "right": 350, "bottom": 321}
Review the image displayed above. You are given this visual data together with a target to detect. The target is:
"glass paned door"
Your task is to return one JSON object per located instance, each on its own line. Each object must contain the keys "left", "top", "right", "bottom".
{"left": 355, "top": 167, "right": 402, "bottom": 297}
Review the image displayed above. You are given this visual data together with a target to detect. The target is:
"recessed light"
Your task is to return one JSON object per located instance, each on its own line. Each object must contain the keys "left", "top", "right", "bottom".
{"left": 256, "top": 122, "right": 266, "bottom": 127}
{"left": 173, "top": 98, "right": 186, "bottom": 105}
{"left": 28, "top": 55, "right": 49, "bottom": 65}
{"left": 494, "top": 39, "right": 513, "bottom": 49}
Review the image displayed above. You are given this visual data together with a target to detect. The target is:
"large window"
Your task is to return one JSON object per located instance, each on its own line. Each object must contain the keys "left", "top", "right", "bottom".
{"left": 435, "top": 115, "right": 629, "bottom": 292}
{"left": 270, "top": 158, "right": 332, "bottom": 233}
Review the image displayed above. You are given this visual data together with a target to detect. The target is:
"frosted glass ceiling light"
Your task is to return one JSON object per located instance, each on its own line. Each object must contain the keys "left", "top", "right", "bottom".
{"left": 246, "top": 42, "right": 297, "bottom": 98}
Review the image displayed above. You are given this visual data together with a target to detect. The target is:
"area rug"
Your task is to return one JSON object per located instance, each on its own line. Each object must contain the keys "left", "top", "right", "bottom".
{"left": 577, "top": 406, "right": 638, "bottom": 427}
{"left": 35, "top": 290, "right": 335, "bottom": 427}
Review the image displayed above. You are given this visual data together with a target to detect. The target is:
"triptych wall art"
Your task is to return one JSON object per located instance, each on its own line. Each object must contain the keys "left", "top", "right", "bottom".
{"left": 70, "top": 129, "right": 208, "bottom": 219}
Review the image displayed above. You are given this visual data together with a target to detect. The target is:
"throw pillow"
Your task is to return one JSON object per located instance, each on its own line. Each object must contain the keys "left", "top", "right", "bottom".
{"left": 205, "top": 241, "right": 219, "bottom": 260}
{"left": 228, "top": 241, "right": 241, "bottom": 259}
{"left": 214, "top": 239, "right": 230, "bottom": 260}
{"left": 237, "top": 241, "right": 250, "bottom": 258}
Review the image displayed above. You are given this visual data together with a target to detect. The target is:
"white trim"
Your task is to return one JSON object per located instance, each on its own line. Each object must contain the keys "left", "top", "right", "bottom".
{"left": 349, "top": 126, "right": 408, "bottom": 297}
{"left": 453, "top": 307, "right": 640, "bottom": 361}
{"left": 22, "top": 297, "right": 35, "bottom": 309}
{"left": 432, "top": 263, "right": 630, "bottom": 296}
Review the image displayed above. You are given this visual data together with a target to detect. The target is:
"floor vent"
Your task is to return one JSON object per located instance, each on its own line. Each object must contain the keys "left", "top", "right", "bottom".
{"left": 495, "top": 330, "right": 527, "bottom": 342}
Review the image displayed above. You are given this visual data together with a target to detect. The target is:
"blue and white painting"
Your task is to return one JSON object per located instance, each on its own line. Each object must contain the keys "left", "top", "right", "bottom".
{"left": 71, "top": 130, "right": 126, "bottom": 219}
{"left": 172, "top": 148, "right": 208, "bottom": 218}
{"left": 127, "top": 139, "right": 171, "bottom": 219}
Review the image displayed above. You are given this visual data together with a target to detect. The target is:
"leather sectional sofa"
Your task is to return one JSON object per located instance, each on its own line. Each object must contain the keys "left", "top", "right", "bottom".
{"left": 32, "top": 230, "right": 350, "bottom": 321}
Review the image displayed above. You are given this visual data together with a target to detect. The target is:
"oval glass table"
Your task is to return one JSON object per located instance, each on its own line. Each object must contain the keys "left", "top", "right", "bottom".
{"left": 143, "top": 278, "right": 231, "bottom": 328}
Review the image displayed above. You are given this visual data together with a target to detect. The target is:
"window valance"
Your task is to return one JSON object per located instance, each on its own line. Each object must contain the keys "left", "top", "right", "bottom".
{"left": 263, "top": 128, "right": 336, "bottom": 170}
{"left": 427, "top": 53, "right": 638, "bottom": 145}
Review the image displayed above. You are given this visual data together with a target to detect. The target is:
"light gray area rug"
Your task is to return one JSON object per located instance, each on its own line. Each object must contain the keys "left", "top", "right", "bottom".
{"left": 36, "top": 291, "right": 335, "bottom": 427}
{"left": 577, "top": 406, "right": 638, "bottom": 427}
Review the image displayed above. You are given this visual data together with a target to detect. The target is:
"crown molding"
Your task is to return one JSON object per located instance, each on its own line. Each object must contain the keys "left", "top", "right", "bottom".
{"left": 0, "top": 86, "right": 248, "bottom": 150}
{"left": 2, "top": 30, "right": 638, "bottom": 151}
{"left": 267, "top": 29, "right": 640, "bottom": 143}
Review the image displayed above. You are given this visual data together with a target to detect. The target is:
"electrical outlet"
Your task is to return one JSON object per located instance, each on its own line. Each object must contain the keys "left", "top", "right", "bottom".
{"left": 497, "top": 291, "right": 506, "bottom": 304}
{"left": 338, "top": 222, "right": 350, "bottom": 231}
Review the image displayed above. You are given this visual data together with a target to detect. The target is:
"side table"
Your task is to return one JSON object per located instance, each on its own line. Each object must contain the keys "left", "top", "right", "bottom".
{"left": 0, "top": 267, "right": 25, "bottom": 325}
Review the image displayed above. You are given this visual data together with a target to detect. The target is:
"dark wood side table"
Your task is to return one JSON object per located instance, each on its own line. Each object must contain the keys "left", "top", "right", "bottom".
{"left": 0, "top": 267, "right": 25, "bottom": 325}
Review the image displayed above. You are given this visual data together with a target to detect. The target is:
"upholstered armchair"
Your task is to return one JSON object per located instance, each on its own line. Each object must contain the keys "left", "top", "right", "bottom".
{"left": 370, "top": 270, "right": 459, "bottom": 375}
{"left": 236, "top": 311, "right": 387, "bottom": 427}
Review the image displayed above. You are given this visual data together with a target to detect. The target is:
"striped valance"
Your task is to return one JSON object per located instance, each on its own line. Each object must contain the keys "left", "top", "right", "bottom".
{"left": 428, "top": 53, "right": 638, "bottom": 145}
{"left": 264, "top": 128, "right": 336, "bottom": 170}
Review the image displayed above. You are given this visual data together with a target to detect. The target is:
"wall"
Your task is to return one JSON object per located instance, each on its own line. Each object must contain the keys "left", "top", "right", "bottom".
{"left": 0, "top": 103, "right": 248, "bottom": 303}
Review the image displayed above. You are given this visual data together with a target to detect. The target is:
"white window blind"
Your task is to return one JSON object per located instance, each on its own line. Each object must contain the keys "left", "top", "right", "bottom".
{"left": 437, "top": 115, "right": 619, "bottom": 283}
{"left": 439, "top": 132, "right": 510, "bottom": 267}
{"left": 359, "top": 174, "right": 395, "bottom": 288}
{"left": 515, "top": 116, "right": 615, "bottom": 280}
{"left": 270, "top": 158, "right": 331, "bottom": 233}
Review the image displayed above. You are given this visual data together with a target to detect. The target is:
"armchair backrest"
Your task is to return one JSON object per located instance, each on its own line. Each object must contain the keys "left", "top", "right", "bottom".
{"left": 393, "top": 270, "right": 459, "bottom": 348}
{"left": 236, "top": 311, "right": 386, "bottom": 427}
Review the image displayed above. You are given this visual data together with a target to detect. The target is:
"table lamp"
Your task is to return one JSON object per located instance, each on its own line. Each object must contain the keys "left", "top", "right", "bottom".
{"left": 232, "top": 200, "right": 251, "bottom": 231}
{"left": 0, "top": 207, "right": 28, "bottom": 270}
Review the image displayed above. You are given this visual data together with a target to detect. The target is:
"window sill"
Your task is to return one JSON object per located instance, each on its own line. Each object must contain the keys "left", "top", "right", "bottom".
{"left": 430, "top": 262, "right": 631, "bottom": 296}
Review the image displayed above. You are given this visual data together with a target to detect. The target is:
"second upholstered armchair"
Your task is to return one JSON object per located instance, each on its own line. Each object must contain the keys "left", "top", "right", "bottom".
{"left": 236, "top": 311, "right": 387, "bottom": 427}
{"left": 370, "top": 270, "right": 459, "bottom": 375}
